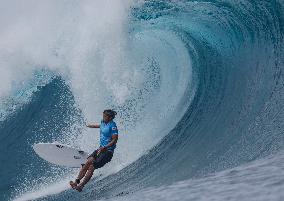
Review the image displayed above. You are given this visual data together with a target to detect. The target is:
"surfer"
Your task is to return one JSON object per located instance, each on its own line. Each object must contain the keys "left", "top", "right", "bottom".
{"left": 70, "top": 109, "right": 118, "bottom": 192}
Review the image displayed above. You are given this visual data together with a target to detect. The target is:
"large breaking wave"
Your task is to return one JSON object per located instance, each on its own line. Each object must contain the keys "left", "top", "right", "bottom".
{"left": 0, "top": 0, "right": 283, "bottom": 200}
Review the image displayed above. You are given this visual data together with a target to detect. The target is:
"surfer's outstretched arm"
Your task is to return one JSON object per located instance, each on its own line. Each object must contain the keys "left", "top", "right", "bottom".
{"left": 86, "top": 124, "right": 100, "bottom": 128}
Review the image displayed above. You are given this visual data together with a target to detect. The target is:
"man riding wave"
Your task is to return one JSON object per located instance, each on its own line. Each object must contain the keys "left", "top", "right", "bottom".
{"left": 70, "top": 109, "right": 118, "bottom": 192}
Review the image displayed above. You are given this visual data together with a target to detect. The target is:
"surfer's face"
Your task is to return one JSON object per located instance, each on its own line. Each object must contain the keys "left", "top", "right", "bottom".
{"left": 103, "top": 113, "right": 111, "bottom": 122}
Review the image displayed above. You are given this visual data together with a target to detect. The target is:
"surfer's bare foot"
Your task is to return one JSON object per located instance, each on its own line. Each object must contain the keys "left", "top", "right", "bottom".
{"left": 75, "top": 185, "right": 83, "bottom": 192}
{"left": 69, "top": 181, "right": 77, "bottom": 189}
{"left": 70, "top": 181, "right": 83, "bottom": 192}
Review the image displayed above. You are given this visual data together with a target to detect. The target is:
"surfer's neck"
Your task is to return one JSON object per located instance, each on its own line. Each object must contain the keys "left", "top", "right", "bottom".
{"left": 103, "top": 120, "right": 112, "bottom": 124}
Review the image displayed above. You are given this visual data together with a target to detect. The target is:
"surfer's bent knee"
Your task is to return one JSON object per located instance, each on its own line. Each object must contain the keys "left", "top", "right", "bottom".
{"left": 83, "top": 157, "right": 94, "bottom": 168}
{"left": 88, "top": 164, "right": 95, "bottom": 171}
{"left": 87, "top": 156, "right": 95, "bottom": 162}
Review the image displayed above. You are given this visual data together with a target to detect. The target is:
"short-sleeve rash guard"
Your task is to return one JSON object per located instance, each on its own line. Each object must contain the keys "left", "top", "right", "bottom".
{"left": 100, "top": 120, "right": 118, "bottom": 152}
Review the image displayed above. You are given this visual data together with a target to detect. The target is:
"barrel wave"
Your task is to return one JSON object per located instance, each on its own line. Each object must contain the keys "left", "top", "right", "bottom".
{"left": 0, "top": 0, "right": 283, "bottom": 201}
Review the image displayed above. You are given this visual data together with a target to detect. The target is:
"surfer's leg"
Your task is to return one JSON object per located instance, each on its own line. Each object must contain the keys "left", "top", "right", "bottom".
{"left": 76, "top": 157, "right": 95, "bottom": 183}
{"left": 77, "top": 164, "right": 95, "bottom": 190}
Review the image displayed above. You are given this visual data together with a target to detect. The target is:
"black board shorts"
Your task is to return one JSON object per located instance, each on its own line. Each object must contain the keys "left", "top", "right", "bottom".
{"left": 88, "top": 149, "right": 113, "bottom": 169}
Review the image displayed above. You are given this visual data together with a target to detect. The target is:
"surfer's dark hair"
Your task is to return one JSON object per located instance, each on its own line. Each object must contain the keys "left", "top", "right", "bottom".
{"left": 103, "top": 109, "right": 117, "bottom": 119}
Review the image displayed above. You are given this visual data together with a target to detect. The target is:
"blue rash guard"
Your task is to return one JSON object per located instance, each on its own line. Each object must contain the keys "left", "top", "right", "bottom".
{"left": 99, "top": 120, "right": 118, "bottom": 152}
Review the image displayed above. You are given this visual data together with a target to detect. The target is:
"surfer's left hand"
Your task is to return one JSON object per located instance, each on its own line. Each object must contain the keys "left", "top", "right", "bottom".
{"left": 99, "top": 146, "right": 107, "bottom": 152}
{"left": 97, "top": 146, "right": 107, "bottom": 154}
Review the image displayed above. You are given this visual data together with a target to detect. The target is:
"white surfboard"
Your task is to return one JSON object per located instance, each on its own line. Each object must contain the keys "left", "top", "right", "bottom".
{"left": 33, "top": 143, "right": 90, "bottom": 168}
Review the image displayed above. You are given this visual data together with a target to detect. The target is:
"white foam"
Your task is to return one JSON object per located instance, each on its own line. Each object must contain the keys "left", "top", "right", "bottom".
{"left": 13, "top": 177, "right": 73, "bottom": 201}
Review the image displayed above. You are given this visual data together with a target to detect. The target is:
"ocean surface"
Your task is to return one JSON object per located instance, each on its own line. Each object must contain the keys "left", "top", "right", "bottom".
{"left": 0, "top": 0, "right": 283, "bottom": 201}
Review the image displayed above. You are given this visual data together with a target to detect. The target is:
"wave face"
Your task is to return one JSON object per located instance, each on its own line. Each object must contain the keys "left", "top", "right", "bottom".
{"left": 0, "top": 0, "right": 283, "bottom": 200}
